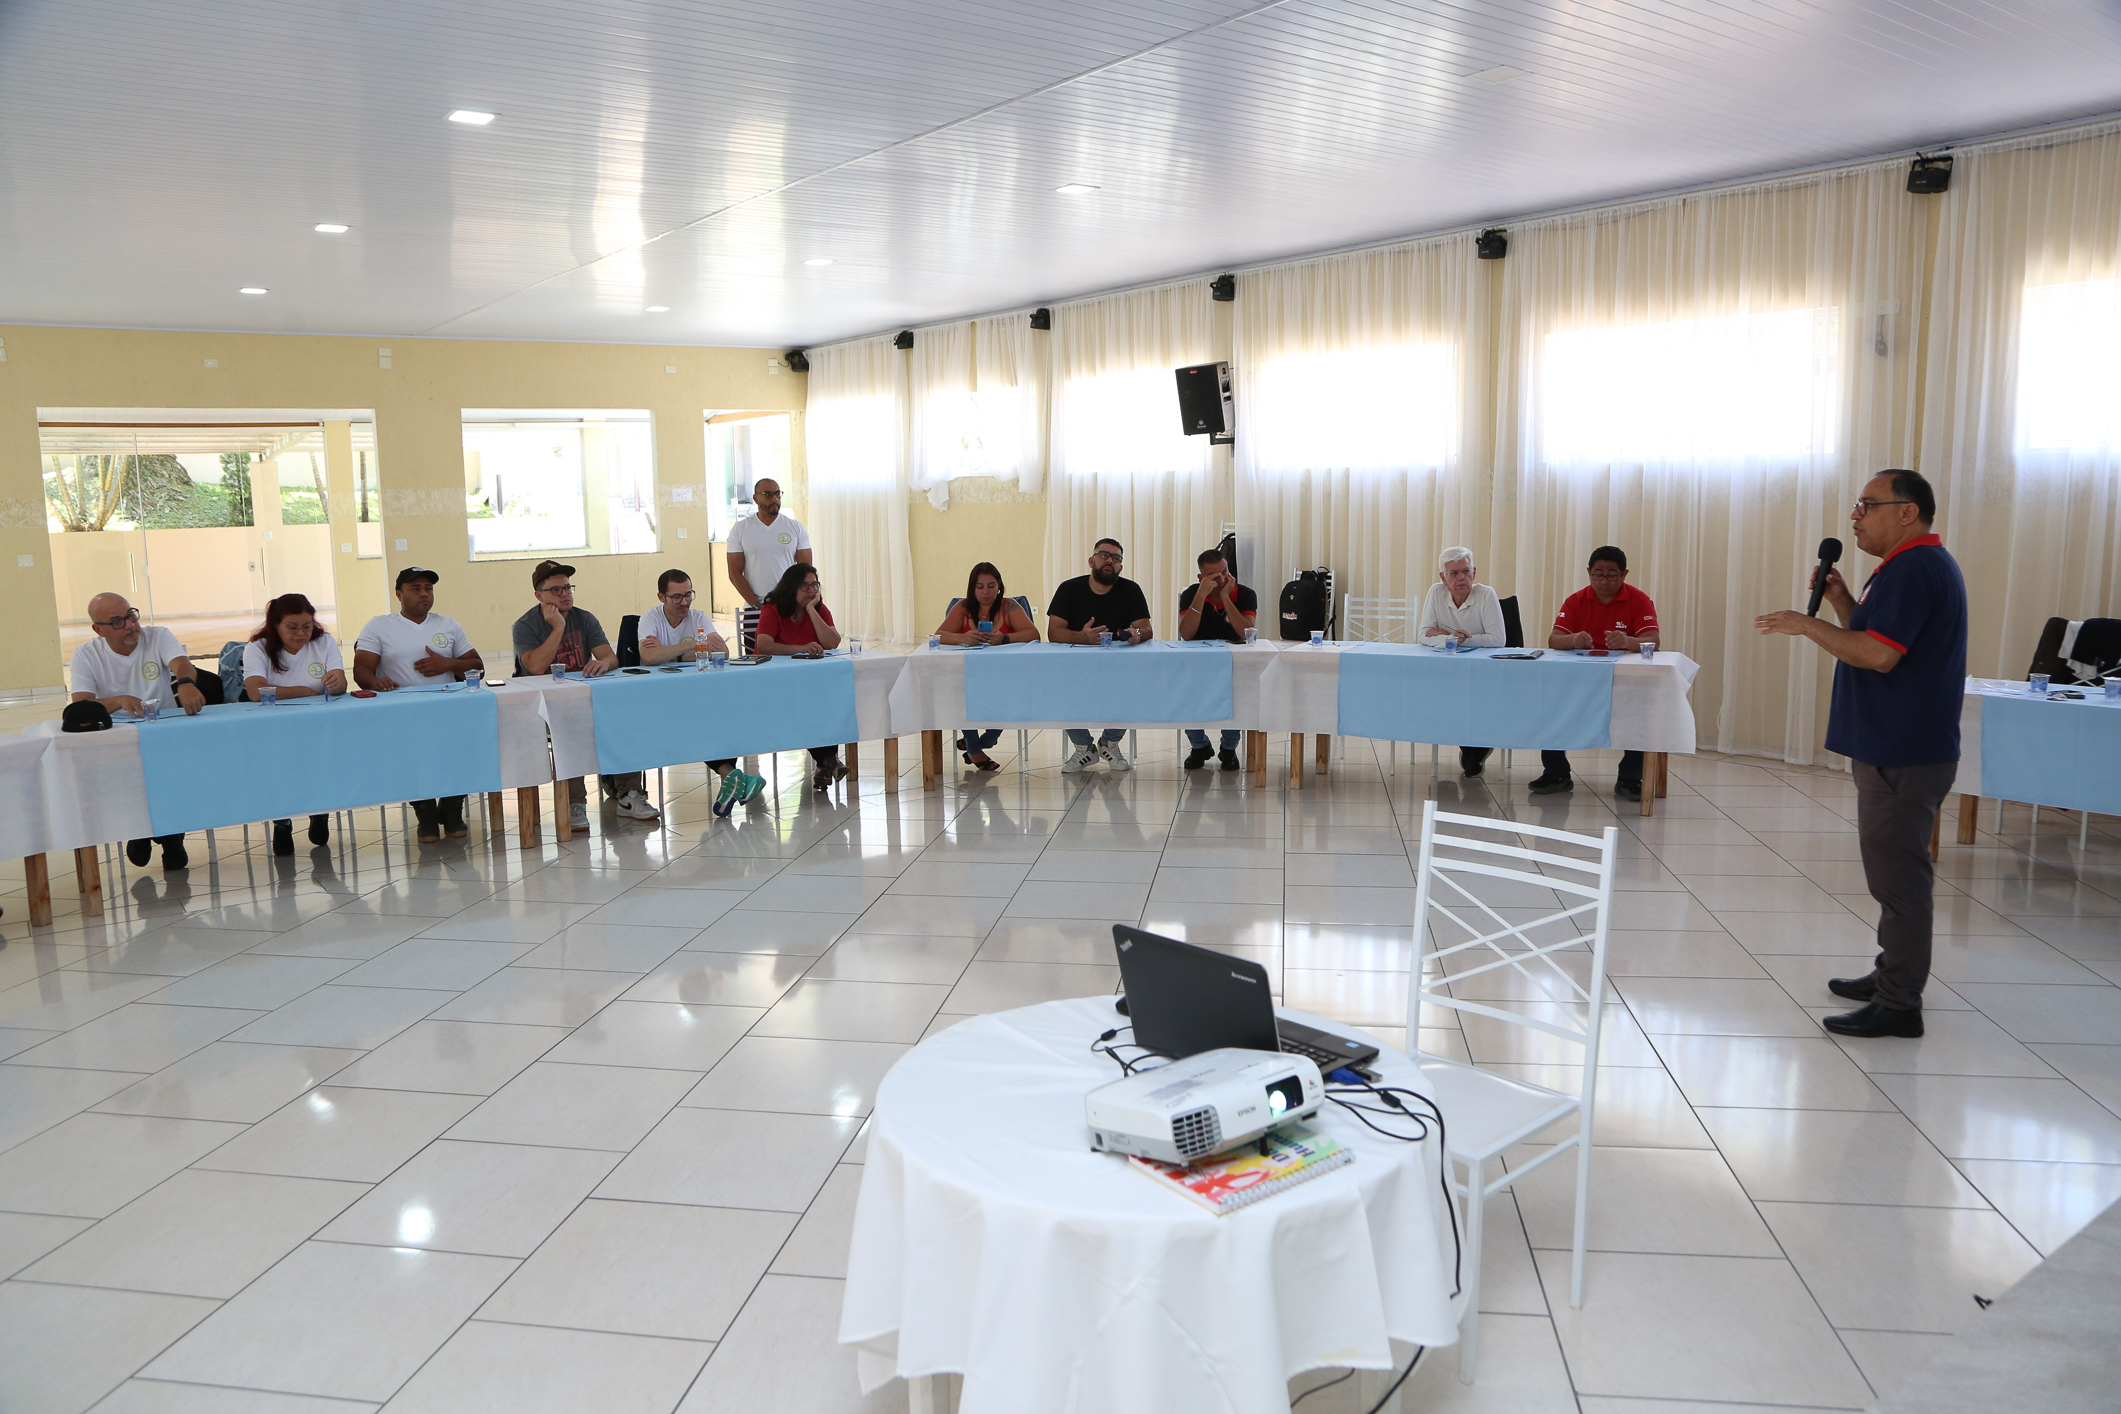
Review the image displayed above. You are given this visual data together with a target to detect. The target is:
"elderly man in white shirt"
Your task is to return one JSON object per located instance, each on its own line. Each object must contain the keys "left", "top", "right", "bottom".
{"left": 1419, "top": 545, "right": 1507, "bottom": 777}
{"left": 69, "top": 591, "right": 206, "bottom": 870}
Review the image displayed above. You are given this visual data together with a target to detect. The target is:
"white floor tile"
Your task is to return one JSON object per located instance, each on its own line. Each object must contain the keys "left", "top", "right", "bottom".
{"left": 622, "top": 951, "right": 811, "bottom": 1008}
{"left": 597, "top": 1108, "right": 859, "bottom": 1210}
{"left": 1953, "top": 982, "right": 2121, "bottom": 1044}
{"left": 430, "top": 967, "right": 637, "bottom": 1026}
{"left": 418, "top": 898, "right": 601, "bottom": 944}
{"left": 0, "top": 969, "right": 177, "bottom": 1032}
{"left": 0, "top": 1280, "right": 217, "bottom": 1414}
{"left": 1836, "top": 1329, "right": 1956, "bottom": 1407}
{"left": 771, "top": 1163, "right": 864, "bottom": 1279}
{"left": 943, "top": 960, "right": 1119, "bottom": 1014}
{"left": 682, "top": 1036, "right": 909, "bottom": 1118}
{"left": 544, "top": 1000, "right": 761, "bottom": 1071}
{"left": 515, "top": 923, "right": 698, "bottom": 973}
{"left": 224, "top": 985, "right": 448, "bottom": 1050}
{"left": 1834, "top": 1008, "right": 2058, "bottom": 1079}
{"left": 148, "top": 954, "right": 358, "bottom": 1010}
{"left": 2027, "top": 1041, "right": 2121, "bottom": 1117}
{"left": 674, "top": 1274, "right": 907, "bottom": 1414}
{"left": 731, "top": 873, "right": 894, "bottom": 917}
{"left": 1511, "top": 1145, "right": 1778, "bottom": 1256}
{"left": 753, "top": 979, "right": 951, "bottom": 1043}
{"left": 87, "top": 1381, "right": 379, "bottom": 1413}
{"left": 1756, "top": 1201, "right": 2041, "bottom": 1332}
{"left": 332, "top": 938, "right": 530, "bottom": 992}
{"left": 68, "top": 925, "right": 267, "bottom": 977}
{"left": 92, "top": 1041, "right": 365, "bottom": 1122}
{"left": 380, "top": 1319, "right": 710, "bottom": 1414}
{"left": 1949, "top": 1157, "right": 2121, "bottom": 1256}
{"left": 0, "top": 1112, "right": 247, "bottom": 1217}
{"left": 480, "top": 1197, "right": 796, "bottom": 1341}
{"left": 320, "top": 1138, "right": 619, "bottom": 1257}
{"left": 140, "top": 1241, "right": 516, "bottom": 1403}
{"left": 686, "top": 910, "right": 858, "bottom": 955}
{"left": 848, "top": 894, "right": 1006, "bottom": 937}
{"left": 248, "top": 913, "right": 433, "bottom": 960}
{"left": 447, "top": 1060, "right": 697, "bottom": 1151}
{"left": 0, "top": 1211, "right": 94, "bottom": 1279}
{"left": 0, "top": 1060, "right": 153, "bottom": 1149}
{"left": 1869, "top": 1074, "right": 2121, "bottom": 1162}
{"left": 1602, "top": 930, "right": 1765, "bottom": 978}
{"left": 198, "top": 1086, "right": 478, "bottom": 1182}
{"left": 20, "top": 1168, "right": 365, "bottom": 1297}
{"left": 6, "top": 1001, "right": 264, "bottom": 1076}
{"left": 1699, "top": 1107, "right": 1987, "bottom": 1206}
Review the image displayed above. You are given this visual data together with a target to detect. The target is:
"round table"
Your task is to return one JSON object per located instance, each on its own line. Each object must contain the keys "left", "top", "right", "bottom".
{"left": 839, "top": 996, "right": 1464, "bottom": 1414}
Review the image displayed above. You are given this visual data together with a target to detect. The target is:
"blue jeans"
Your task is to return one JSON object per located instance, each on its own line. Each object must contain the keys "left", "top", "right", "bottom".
{"left": 1065, "top": 729, "right": 1128, "bottom": 747}
{"left": 1186, "top": 729, "right": 1240, "bottom": 750}
{"left": 958, "top": 729, "right": 1000, "bottom": 754}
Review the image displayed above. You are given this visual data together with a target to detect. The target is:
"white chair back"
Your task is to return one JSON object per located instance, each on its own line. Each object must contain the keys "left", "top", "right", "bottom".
{"left": 1343, "top": 595, "right": 1417, "bottom": 644}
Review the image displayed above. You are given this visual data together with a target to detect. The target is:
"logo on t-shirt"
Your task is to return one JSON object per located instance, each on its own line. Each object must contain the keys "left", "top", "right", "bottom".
{"left": 141, "top": 661, "right": 161, "bottom": 680}
{"left": 777, "top": 531, "right": 792, "bottom": 546}
{"left": 431, "top": 632, "right": 450, "bottom": 650}
{"left": 307, "top": 661, "right": 325, "bottom": 679}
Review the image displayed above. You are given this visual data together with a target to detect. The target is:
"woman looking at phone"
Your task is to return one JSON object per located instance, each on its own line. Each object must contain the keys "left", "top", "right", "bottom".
{"left": 932, "top": 561, "right": 1038, "bottom": 769}
{"left": 242, "top": 593, "right": 346, "bottom": 854}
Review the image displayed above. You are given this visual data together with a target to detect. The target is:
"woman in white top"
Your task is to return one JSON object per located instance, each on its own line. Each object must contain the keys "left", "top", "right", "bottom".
{"left": 243, "top": 593, "right": 347, "bottom": 854}
{"left": 1419, "top": 547, "right": 1507, "bottom": 778}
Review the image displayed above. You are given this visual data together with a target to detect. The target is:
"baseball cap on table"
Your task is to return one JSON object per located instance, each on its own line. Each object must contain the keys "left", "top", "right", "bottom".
{"left": 531, "top": 559, "right": 577, "bottom": 588}
{"left": 395, "top": 566, "right": 440, "bottom": 588}
{"left": 62, "top": 700, "right": 112, "bottom": 732}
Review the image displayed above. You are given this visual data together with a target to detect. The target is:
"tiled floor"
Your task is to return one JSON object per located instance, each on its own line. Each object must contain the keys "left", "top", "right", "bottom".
{"left": 1, "top": 731, "right": 2117, "bottom": 1413}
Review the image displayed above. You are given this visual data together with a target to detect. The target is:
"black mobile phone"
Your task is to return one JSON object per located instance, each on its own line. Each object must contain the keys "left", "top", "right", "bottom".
{"left": 622, "top": 667, "right": 650, "bottom": 675}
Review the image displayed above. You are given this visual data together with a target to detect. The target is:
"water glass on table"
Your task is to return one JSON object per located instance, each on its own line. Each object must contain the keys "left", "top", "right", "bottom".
{"left": 708, "top": 648, "right": 728, "bottom": 670}
{"left": 1639, "top": 641, "right": 1655, "bottom": 661}
{"left": 551, "top": 662, "right": 567, "bottom": 682}
{"left": 850, "top": 638, "right": 864, "bottom": 655}
{"left": 1310, "top": 630, "right": 1324, "bottom": 646}
{"left": 2028, "top": 673, "right": 2049, "bottom": 695}
{"left": 465, "top": 669, "right": 483, "bottom": 690}
{"left": 2105, "top": 679, "right": 2121, "bottom": 701}
{"left": 141, "top": 698, "right": 160, "bottom": 722}
{"left": 1098, "top": 630, "right": 1114, "bottom": 648}
{"left": 1244, "top": 627, "right": 1257, "bottom": 645}
{"left": 260, "top": 685, "right": 277, "bottom": 707}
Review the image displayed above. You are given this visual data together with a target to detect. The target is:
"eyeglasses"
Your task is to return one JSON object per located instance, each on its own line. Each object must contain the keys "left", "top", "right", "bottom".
{"left": 1091, "top": 551, "right": 1123, "bottom": 564}
{"left": 1587, "top": 568, "right": 1624, "bottom": 580}
{"left": 539, "top": 583, "right": 576, "bottom": 596}
{"left": 97, "top": 608, "right": 141, "bottom": 629}
{"left": 1852, "top": 499, "right": 1913, "bottom": 516}
{"left": 664, "top": 591, "right": 696, "bottom": 603}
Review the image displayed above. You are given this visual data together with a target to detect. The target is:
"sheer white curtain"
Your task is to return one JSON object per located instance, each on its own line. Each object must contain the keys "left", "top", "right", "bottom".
{"left": 1921, "top": 121, "right": 2121, "bottom": 680}
{"left": 907, "top": 317, "right": 1048, "bottom": 509}
{"left": 908, "top": 322, "right": 972, "bottom": 511}
{"left": 806, "top": 335, "right": 916, "bottom": 645}
{"left": 976, "top": 313, "right": 1048, "bottom": 493}
{"left": 1235, "top": 240, "right": 1491, "bottom": 631}
{"left": 1496, "top": 167, "right": 1925, "bottom": 762}
{"left": 1044, "top": 281, "right": 1220, "bottom": 630}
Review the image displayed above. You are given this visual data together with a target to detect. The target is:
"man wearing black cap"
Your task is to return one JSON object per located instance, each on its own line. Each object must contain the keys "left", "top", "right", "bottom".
{"left": 70, "top": 591, "right": 204, "bottom": 869}
{"left": 353, "top": 567, "right": 484, "bottom": 843}
{"left": 512, "top": 559, "right": 658, "bottom": 830}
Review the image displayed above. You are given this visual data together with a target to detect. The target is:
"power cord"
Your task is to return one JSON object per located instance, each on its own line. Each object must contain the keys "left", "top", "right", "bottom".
{"left": 1289, "top": 1347, "right": 1426, "bottom": 1412}
{"left": 1325, "top": 1078, "right": 1463, "bottom": 1301}
{"left": 1090, "top": 1026, "right": 1167, "bottom": 1077}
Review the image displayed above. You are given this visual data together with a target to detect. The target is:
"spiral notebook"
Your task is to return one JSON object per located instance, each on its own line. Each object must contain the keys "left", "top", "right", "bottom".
{"left": 1127, "top": 1124, "right": 1353, "bottom": 1215}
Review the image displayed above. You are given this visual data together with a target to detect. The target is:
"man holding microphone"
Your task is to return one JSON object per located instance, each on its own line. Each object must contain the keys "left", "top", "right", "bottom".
{"left": 1757, "top": 470, "right": 1966, "bottom": 1039}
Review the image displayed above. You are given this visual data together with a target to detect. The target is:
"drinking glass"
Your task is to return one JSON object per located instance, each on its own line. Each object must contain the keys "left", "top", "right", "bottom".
{"left": 1244, "top": 627, "right": 1257, "bottom": 645}
{"left": 928, "top": 634, "right": 942, "bottom": 650}
{"left": 1639, "top": 641, "right": 1655, "bottom": 661}
{"left": 1099, "top": 630, "right": 1114, "bottom": 648}
{"left": 2028, "top": 673, "right": 2050, "bottom": 695}
{"left": 708, "top": 649, "right": 728, "bottom": 670}
{"left": 2105, "top": 679, "right": 2120, "bottom": 701}
{"left": 141, "top": 698, "right": 160, "bottom": 722}
{"left": 260, "top": 686, "right": 277, "bottom": 707}
{"left": 551, "top": 662, "right": 566, "bottom": 682}
{"left": 465, "top": 669, "right": 483, "bottom": 690}
{"left": 850, "top": 638, "right": 864, "bottom": 655}
{"left": 1309, "top": 630, "right": 1324, "bottom": 646}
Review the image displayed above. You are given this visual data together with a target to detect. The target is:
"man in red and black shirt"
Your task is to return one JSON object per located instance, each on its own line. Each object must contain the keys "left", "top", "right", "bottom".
{"left": 1534, "top": 546, "right": 1659, "bottom": 800}
{"left": 1757, "top": 470, "right": 1967, "bottom": 1039}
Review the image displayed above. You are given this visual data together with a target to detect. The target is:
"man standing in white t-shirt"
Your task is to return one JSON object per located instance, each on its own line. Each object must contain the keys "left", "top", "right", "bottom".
{"left": 638, "top": 569, "right": 763, "bottom": 818}
{"left": 723, "top": 477, "right": 811, "bottom": 652}
{"left": 352, "top": 567, "right": 484, "bottom": 843}
{"left": 68, "top": 591, "right": 206, "bottom": 870}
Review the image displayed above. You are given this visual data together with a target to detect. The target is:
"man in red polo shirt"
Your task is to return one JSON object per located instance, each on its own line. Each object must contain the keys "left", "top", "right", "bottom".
{"left": 1534, "top": 545, "right": 1659, "bottom": 799}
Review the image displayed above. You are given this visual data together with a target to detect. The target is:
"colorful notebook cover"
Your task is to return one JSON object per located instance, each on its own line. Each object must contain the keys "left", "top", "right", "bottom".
{"left": 1127, "top": 1124, "right": 1354, "bottom": 1215}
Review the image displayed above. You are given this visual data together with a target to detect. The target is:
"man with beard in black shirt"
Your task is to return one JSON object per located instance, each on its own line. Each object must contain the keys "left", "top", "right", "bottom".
{"left": 1046, "top": 538, "right": 1153, "bottom": 773}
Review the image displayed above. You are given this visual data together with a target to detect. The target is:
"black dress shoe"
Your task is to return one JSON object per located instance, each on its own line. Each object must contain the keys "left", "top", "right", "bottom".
{"left": 161, "top": 840, "right": 189, "bottom": 871}
{"left": 1614, "top": 780, "right": 1643, "bottom": 802}
{"left": 1828, "top": 975, "right": 1877, "bottom": 1002}
{"left": 1823, "top": 1002, "right": 1923, "bottom": 1038}
{"left": 1184, "top": 746, "right": 1213, "bottom": 771}
{"left": 1460, "top": 747, "right": 1492, "bottom": 777}
{"left": 308, "top": 814, "right": 331, "bottom": 846}
{"left": 126, "top": 838, "right": 154, "bottom": 867}
{"left": 1218, "top": 748, "right": 1241, "bottom": 771}
{"left": 1528, "top": 774, "right": 1574, "bottom": 795}
{"left": 272, "top": 821, "right": 294, "bottom": 856}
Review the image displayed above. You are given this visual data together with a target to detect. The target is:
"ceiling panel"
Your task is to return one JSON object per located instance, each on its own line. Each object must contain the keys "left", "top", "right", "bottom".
{"left": 2, "top": 0, "right": 2117, "bottom": 347}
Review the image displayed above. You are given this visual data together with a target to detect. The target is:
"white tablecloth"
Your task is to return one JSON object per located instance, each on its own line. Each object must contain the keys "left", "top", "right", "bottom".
{"left": 841, "top": 996, "right": 1463, "bottom": 1414}
{"left": 888, "top": 643, "right": 1281, "bottom": 732}
{"left": 0, "top": 735, "right": 53, "bottom": 859}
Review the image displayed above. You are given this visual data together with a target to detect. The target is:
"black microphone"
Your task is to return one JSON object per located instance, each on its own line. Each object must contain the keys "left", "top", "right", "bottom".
{"left": 1805, "top": 538, "right": 1843, "bottom": 618}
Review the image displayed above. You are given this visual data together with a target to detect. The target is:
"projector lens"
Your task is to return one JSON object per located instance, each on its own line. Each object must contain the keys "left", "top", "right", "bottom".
{"left": 1265, "top": 1076, "right": 1305, "bottom": 1116}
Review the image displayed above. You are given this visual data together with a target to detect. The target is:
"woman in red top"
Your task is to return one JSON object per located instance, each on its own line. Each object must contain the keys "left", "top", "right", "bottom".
{"left": 932, "top": 561, "right": 1039, "bottom": 770}
{"left": 755, "top": 563, "right": 848, "bottom": 791}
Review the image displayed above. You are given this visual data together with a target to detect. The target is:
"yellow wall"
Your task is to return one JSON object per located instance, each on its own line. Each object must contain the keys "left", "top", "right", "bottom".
{"left": 907, "top": 477, "right": 1048, "bottom": 632}
{"left": 0, "top": 326, "right": 805, "bottom": 691}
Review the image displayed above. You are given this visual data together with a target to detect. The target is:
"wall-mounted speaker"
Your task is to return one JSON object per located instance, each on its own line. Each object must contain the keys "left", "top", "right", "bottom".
{"left": 1029, "top": 308, "right": 1051, "bottom": 330}
{"left": 1176, "top": 362, "right": 1234, "bottom": 444}
{"left": 785, "top": 350, "right": 810, "bottom": 373}
{"left": 1906, "top": 154, "right": 1953, "bottom": 194}
{"left": 893, "top": 330, "right": 914, "bottom": 350}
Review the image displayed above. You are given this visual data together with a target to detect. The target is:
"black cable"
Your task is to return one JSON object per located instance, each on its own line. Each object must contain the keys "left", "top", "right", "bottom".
{"left": 1326, "top": 1081, "right": 1463, "bottom": 1301}
{"left": 1287, "top": 1368, "right": 1353, "bottom": 1407}
{"left": 1363, "top": 1346, "right": 1425, "bottom": 1414}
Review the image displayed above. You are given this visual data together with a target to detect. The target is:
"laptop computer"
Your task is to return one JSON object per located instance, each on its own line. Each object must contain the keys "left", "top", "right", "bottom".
{"left": 1111, "top": 924, "right": 1380, "bottom": 1076}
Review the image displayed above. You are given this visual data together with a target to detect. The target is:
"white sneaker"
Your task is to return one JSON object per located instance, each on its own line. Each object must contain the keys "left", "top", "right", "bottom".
{"left": 1061, "top": 745, "right": 1100, "bottom": 774}
{"left": 1100, "top": 741, "right": 1132, "bottom": 771}
{"left": 568, "top": 803, "right": 590, "bottom": 831}
{"left": 616, "top": 788, "right": 661, "bottom": 821}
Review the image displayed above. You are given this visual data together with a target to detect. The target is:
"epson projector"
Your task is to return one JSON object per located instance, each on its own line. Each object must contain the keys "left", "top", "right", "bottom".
{"left": 1086, "top": 1048, "right": 1325, "bottom": 1163}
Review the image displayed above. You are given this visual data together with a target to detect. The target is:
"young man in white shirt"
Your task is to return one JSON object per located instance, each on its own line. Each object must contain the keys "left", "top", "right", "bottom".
{"left": 69, "top": 592, "right": 205, "bottom": 869}
{"left": 1418, "top": 546, "right": 1507, "bottom": 777}
{"left": 723, "top": 477, "right": 811, "bottom": 652}
{"left": 352, "top": 567, "right": 484, "bottom": 843}
{"left": 639, "top": 569, "right": 763, "bottom": 818}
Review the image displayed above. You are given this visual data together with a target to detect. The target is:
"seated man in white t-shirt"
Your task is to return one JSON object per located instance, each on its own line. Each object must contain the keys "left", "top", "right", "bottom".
{"left": 1418, "top": 546, "right": 1507, "bottom": 778}
{"left": 637, "top": 570, "right": 763, "bottom": 819}
{"left": 68, "top": 591, "right": 207, "bottom": 870}
{"left": 352, "top": 567, "right": 484, "bottom": 844}
{"left": 242, "top": 591, "right": 347, "bottom": 856}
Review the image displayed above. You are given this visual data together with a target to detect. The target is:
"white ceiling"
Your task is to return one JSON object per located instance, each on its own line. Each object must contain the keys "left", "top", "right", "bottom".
{"left": 3, "top": 0, "right": 2117, "bottom": 349}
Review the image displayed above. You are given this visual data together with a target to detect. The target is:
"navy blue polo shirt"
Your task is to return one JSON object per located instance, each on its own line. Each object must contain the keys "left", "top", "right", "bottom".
{"left": 1825, "top": 535, "right": 1968, "bottom": 767}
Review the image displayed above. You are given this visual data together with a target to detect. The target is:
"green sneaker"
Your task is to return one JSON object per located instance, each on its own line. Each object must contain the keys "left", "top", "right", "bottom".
{"left": 738, "top": 772, "right": 767, "bottom": 804}
{"left": 713, "top": 771, "right": 745, "bottom": 818}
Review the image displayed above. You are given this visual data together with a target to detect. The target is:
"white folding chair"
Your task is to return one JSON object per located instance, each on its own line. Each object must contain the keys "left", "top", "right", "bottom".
{"left": 1406, "top": 799, "right": 1618, "bottom": 1382}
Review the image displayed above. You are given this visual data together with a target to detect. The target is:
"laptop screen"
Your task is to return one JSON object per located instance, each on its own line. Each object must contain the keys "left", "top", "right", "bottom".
{"left": 1112, "top": 924, "right": 1280, "bottom": 1059}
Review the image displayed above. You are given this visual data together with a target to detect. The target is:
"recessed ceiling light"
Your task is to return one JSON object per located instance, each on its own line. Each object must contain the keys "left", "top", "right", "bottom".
{"left": 448, "top": 109, "right": 496, "bottom": 125}
{"left": 1468, "top": 65, "right": 1529, "bottom": 83}
{"left": 802, "top": 258, "right": 834, "bottom": 266}
{"left": 314, "top": 223, "right": 349, "bottom": 234}
{"left": 645, "top": 305, "right": 670, "bottom": 313}
{"left": 1054, "top": 183, "right": 1099, "bottom": 195}
{"left": 239, "top": 287, "right": 268, "bottom": 295}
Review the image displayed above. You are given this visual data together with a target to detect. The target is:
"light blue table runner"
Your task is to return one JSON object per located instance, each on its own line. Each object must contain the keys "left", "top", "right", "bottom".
{"left": 1980, "top": 692, "right": 2121, "bottom": 815}
{"left": 137, "top": 689, "right": 502, "bottom": 834}
{"left": 962, "top": 640, "right": 1234, "bottom": 724}
{"left": 588, "top": 659, "right": 860, "bottom": 772}
{"left": 1335, "top": 645, "right": 1616, "bottom": 748}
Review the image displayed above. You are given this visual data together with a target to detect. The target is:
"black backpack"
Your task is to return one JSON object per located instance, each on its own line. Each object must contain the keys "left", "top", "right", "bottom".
{"left": 1278, "top": 569, "right": 1334, "bottom": 640}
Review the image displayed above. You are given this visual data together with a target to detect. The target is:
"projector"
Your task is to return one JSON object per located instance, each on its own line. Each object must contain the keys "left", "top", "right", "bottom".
{"left": 1086, "top": 1048, "right": 1325, "bottom": 1164}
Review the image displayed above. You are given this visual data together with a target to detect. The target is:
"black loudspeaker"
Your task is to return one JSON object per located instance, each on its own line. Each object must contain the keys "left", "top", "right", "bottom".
{"left": 1175, "top": 362, "right": 1233, "bottom": 442}
{"left": 785, "top": 350, "right": 810, "bottom": 372}
{"left": 1210, "top": 274, "right": 1236, "bottom": 301}
{"left": 893, "top": 330, "right": 914, "bottom": 350}
{"left": 1476, "top": 228, "right": 1508, "bottom": 259}
{"left": 1906, "top": 155, "right": 1953, "bottom": 194}
{"left": 1029, "top": 308, "right": 1051, "bottom": 330}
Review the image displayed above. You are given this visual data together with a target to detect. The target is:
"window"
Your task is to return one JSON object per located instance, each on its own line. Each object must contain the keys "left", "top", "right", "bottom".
{"left": 2017, "top": 279, "right": 2121, "bottom": 454}
{"left": 1060, "top": 368, "right": 1203, "bottom": 477}
{"left": 1250, "top": 344, "right": 1457, "bottom": 472}
{"left": 919, "top": 387, "right": 1027, "bottom": 483}
{"left": 1539, "top": 308, "right": 1840, "bottom": 463}
{"left": 806, "top": 392, "right": 899, "bottom": 489}
{"left": 461, "top": 410, "right": 656, "bottom": 559}
{"left": 705, "top": 413, "right": 792, "bottom": 536}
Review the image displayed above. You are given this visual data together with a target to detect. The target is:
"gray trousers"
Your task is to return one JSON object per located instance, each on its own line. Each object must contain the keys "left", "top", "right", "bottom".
{"left": 1854, "top": 760, "right": 1957, "bottom": 1012}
